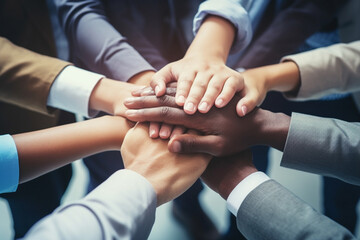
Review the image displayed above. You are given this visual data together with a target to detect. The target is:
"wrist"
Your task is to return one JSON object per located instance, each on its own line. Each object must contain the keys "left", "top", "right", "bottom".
{"left": 128, "top": 70, "right": 155, "bottom": 86}
{"left": 256, "top": 109, "right": 290, "bottom": 151}
{"left": 89, "top": 78, "right": 139, "bottom": 116}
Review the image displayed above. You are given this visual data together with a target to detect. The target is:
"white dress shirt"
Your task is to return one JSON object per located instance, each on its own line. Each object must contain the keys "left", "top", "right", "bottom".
{"left": 47, "top": 65, "right": 104, "bottom": 117}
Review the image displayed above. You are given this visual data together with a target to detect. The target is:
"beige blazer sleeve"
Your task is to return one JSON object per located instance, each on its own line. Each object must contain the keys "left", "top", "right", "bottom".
{"left": 0, "top": 37, "right": 70, "bottom": 114}
{"left": 281, "top": 41, "right": 360, "bottom": 100}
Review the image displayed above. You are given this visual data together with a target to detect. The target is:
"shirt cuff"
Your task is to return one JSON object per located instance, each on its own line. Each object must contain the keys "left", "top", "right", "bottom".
{"left": 193, "top": 0, "right": 252, "bottom": 54}
{"left": 47, "top": 66, "right": 104, "bottom": 117}
{"left": 226, "top": 171, "right": 270, "bottom": 216}
{"left": 0, "top": 134, "right": 19, "bottom": 193}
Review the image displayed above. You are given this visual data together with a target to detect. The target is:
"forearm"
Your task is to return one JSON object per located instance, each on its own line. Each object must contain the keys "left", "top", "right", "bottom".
{"left": 186, "top": 15, "right": 235, "bottom": 62}
{"left": 13, "top": 116, "right": 133, "bottom": 183}
{"left": 253, "top": 109, "right": 291, "bottom": 151}
{"left": 56, "top": 0, "right": 154, "bottom": 81}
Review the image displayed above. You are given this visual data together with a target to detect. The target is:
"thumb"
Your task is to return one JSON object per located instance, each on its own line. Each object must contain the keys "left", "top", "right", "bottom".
{"left": 150, "top": 64, "right": 174, "bottom": 97}
{"left": 168, "top": 134, "right": 223, "bottom": 156}
{"left": 236, "top": 92, "right": 260, "bottom": 117}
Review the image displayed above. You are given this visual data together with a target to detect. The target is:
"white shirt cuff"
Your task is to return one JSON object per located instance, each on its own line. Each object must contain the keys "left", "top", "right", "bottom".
{"left": 0, "top": 134, "right": 19, "bottom": 193}
{"left": 47, "top": 66, "right": 104, "bottom": 117}
{"left": 193, "top": 0, "right": 252, "bottom": 54}
{"left": 226, "top": 171, "right": 270, "bottom": 216}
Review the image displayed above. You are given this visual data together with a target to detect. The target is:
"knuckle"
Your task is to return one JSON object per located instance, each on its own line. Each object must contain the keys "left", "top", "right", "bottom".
{"left": 160, "top": 107, "right": 171, "bottom": 118}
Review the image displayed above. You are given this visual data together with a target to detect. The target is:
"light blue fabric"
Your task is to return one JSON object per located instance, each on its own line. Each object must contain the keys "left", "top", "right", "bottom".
{"left": 193, "top": 0, "right": 256, "bottom": 54}
{"left": 0, "top": 134, "right": 19, "bottom": 193}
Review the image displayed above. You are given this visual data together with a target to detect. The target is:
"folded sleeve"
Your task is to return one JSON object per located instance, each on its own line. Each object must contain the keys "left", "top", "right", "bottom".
{"left": 0, "top": 134, "right": 19, "bottom": 194}
{"left": 193, "top": 0, "right": 253, "bottom": 54}
{"left": 47, "top": 66, "right": 104, "bottom": 117}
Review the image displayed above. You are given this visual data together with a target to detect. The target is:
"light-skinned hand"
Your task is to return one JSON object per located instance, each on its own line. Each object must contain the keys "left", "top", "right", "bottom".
{"left": 120, "top": 123, "right": 211, "bottom": 206}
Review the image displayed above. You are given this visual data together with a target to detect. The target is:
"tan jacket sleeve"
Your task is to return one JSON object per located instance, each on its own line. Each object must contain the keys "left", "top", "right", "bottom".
{"left": 0, "top": 37, "right": 71, "bottom": 114}
{"left": 281, "top": 41, "right": 360, "bottom": 100}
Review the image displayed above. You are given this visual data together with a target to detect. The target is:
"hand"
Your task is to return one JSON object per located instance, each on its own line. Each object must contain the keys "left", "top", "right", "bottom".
{"left": 124, "top": 94, "right": 290, "bottom": 156}
{"left": 237, "top": 62, "right": 301, "bottom": 116}
{"left": 89, "top": 78, "right": 142, "bottom": 117}
{"left": 151, "top": 58, "right": 244, "bottom": 115}
{"left": 120, "top": 123, "right": 211, "bottom": 206}
{"left": 150, "top": 16, "right": 242, "bottom": 115}
{"left": 201, "top": 150, "right": 257, "bottom": 199}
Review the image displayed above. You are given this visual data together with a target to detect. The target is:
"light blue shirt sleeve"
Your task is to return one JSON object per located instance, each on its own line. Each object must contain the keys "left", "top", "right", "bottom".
{"left": 23, "top": 169, "right": 157, "bottom": 240}
{"left": 193, "top": 0, "right": 253, "bottom": 54}
{"left": 0, "top": 134, "right": 19, "bottom": 194}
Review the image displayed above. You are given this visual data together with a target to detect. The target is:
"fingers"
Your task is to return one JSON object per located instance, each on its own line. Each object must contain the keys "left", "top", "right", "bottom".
{"left": 149, "top": 122, "right": 160, "bottom": 138}
{"left": 183, "top": 72, "right": 212, "bottom": 114}
{"left": 236, "top": 91, "right": 260, "bottom": 117}
{"left": 124, "top": 95, "right": 178, "bottom": 110}
{"left": 168, "top": 134, "right": 223, "bottom": 156}
{"left": 175, "top": 72, "right": 196, "bottom": 106}
{"left": 150, "top": 64, "right": 174, "bottom": 97}
{"left": 198, "top": 75, "right": 225, "bottom": 113}
{"left": 215, "top": 75, "right": 244, "bottom": 108}
{"left": 159, "top": 123, "right": 173, "bottom": 139}
{"left": 170, "top": 125, "right": 186, "bottom": 139}
{"left": 125, "top": 107, "right": 194, "bottom": 127}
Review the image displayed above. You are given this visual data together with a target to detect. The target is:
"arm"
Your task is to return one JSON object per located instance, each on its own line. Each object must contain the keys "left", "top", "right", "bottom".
{"left": 237, "top": 41, "right": 360, "bottom": 114}
{"left": 13, "top": 115, "right": 132, "bottom": 185}
{"left": 151, "top": 0, "right": 253, "bottom": 115}
{"left": 281, "top": 112, "right": 360, "bottom": 186}
{"left": 201, "top": 151, "right": 355, "bottom": 240}
{"left": 236, "top": 0, "right": 348, "bottom": 68}
{"left": 0, "top": 37, "right": 70, "bottom": 114}
{"left": 124, "top": 95, "right": 290, "bottom": 155}
{"left": 55, "top": 0, "right": 155, "bottom": 82}
{"left": 23, "top": 123, "right": 211, "bottom": 240}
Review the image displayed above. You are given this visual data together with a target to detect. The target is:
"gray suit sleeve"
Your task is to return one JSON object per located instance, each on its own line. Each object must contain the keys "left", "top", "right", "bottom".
{"left": 22, "top": 170, "right": 156, "bottom": 240}
{"left": 237, "top": 180, "right": 356, "bottom": 240}
{"left": 282, "top": 41, "right": 360, "bottom": 100}
{"left": 55, "top": 0, "right": 155, "bottom": 81}
{"left": 281, "top": 112, "right": 360, "bottom": 185}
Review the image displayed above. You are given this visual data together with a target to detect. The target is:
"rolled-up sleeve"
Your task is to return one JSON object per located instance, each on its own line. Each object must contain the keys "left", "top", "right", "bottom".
{"left": 0, "top": 134, "right": 19, "bottom": 194}
{"left": 193, "top": 0, "right": 253, "bottom": 54}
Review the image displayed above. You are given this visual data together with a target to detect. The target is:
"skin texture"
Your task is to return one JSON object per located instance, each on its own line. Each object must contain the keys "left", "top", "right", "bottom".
{"left": 202, "top": 150, "right": 257, "bottom": 199}
{"left": 13, "top": 116, "right": 133, "bottom": 183}
{"left": 151, "top": 16, "right": 244, "bottom": 115}
{"left": 238, "top": 61, "right": 301, "bottom": 116}
{"left": 120, "top": 123, "right": 211, "bottom": 206}
{"left": 124, "top": 95, "right": 291, "bottom": 156}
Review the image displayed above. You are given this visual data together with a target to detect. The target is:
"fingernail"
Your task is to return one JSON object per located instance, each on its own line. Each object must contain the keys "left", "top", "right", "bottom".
{"left": 155, "top": 86, "right": 160, "bottom": 95}
{"left": 171, "top": 141, "right": 181, "bottom": 152}
{"left": 216, "top": 98, "right": 224, "bottom": 107}
{"left": 198, "top": 102, "right": 208, "bottom": 112}
{"left": 125, "top": 109, "right": 138, "bottom": 116}
{"left": 184, "top": 102, "right": 195, "bottom": 112}
{"left": 160, "top": 130, "right": 169, "bottom": 138}
{"left": 150, "top": 129, "right": 156, "bottom": 138}
{"left": 177, "top": 95, "right": 186, "bottom": 104}
{"left": 241, "top": 105, "right": 247, "bottom": 116}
